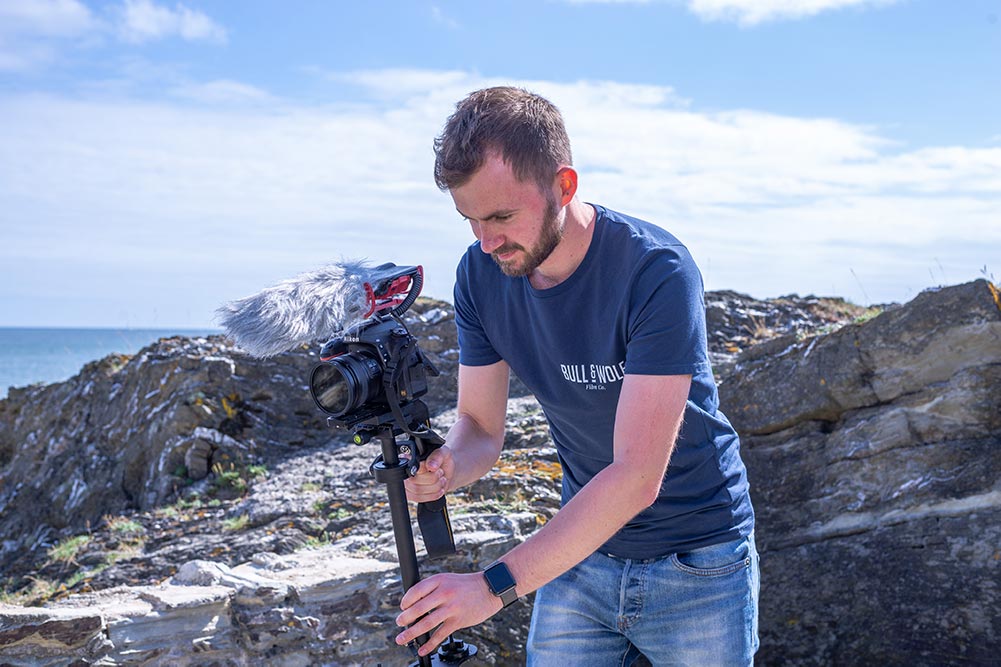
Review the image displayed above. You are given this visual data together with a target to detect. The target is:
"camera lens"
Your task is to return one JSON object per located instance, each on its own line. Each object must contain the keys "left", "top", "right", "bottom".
{"left": 310, "top": 352, "right": 383, "bottom": 417}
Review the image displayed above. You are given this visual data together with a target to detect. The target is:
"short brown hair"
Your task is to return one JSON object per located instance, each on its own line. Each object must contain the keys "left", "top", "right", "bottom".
{"left": 433, "top": 86, "right": 572, "bottom": 193}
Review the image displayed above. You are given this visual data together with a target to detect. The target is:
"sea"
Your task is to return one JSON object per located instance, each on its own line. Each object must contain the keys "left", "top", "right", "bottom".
{"left": 0, "top": 328, "right": 220, "bottom": 400}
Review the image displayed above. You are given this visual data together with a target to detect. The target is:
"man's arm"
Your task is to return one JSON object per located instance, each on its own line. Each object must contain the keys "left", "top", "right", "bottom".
{"left": 396, "top": 372, "right": 691, "bottom": 656}
{"left": 404, "top": 360, "right": 510, "bottom": 503}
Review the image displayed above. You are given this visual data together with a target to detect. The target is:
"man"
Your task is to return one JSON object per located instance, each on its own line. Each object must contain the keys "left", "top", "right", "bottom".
{"left": 396, "top": 86, "right": 758, "bottom": 666}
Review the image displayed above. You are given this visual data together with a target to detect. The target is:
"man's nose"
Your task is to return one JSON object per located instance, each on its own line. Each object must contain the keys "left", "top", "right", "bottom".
{"left": 479, "top": 228, "right": 504, "bottom": 254}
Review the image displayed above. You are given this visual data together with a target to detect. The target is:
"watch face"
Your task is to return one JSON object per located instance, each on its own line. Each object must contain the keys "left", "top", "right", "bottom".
{"left": 485, "top": 563, "right": 516, "bottom": 593}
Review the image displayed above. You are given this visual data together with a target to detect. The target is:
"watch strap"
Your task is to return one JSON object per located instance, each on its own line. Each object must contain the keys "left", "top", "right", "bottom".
{"left": 497, "top": 583, "right": 517, "bottom": 608}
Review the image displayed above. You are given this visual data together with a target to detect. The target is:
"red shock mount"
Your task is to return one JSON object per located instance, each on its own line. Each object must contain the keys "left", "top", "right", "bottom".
{"left": 362, "top": 264, "right": 424, "bottom": 319}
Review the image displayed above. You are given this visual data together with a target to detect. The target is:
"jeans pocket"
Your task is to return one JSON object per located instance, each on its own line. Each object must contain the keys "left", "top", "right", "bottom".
{"left": 670, "top": 537, "right": 752, "bottom": 577}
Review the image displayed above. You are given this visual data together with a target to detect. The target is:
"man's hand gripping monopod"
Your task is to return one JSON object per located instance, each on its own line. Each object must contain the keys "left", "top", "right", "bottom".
{"left": 357, "top": 421, "right": 456, "bottom": 560}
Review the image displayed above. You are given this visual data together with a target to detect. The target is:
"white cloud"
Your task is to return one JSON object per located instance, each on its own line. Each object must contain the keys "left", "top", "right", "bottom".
{"left": 1, "top": 70, "right": 998, "bottom": 326}
{"left": 168, "top": 79, "right": 276, "bottom": 105}
{"left": 0, "top": 0, "right": 97, "bottom": 71}
{"left": 330, "top": 69, "right": 474, "bottom": 99}
{"left": 565, "top": 0, "right": 905, "bottom": 25}
{"left": 117, "top": 0, "right": 227, "bottom": 44}
{"left": 0, "top": 0, "right": 227, "bottom": 72}
{"left": 0, "top": 0, "right": 97, "bottom": 37}
{"left": 686, "top": 0, "right": 904, "bottom": 25}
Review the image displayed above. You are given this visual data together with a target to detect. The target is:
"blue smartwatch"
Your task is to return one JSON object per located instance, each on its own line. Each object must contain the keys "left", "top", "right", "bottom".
{"left": 483, "top": 561, "right": 518, "bottom": 608}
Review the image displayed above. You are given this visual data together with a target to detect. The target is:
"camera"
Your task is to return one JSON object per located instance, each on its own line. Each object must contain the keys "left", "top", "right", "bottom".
{"left": 308, "top": 264, "right": 438, "bottom": 428}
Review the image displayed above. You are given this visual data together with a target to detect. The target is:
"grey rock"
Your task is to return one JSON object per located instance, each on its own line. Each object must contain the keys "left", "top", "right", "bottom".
{"left": 2, "top": 283, "right": 998, "bottom": 665}
{"left": 722, "top": 280, "right": 1001, "bottom": 664}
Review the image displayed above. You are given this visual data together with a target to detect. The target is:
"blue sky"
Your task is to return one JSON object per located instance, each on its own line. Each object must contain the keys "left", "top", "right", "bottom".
{"left": 1, "top": 0, "right": 998, "bottom": 327}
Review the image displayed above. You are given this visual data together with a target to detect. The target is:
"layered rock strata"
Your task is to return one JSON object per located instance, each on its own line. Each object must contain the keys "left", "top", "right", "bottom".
{"left": 722, "top": 280, "right": 1001, "bottom": 664}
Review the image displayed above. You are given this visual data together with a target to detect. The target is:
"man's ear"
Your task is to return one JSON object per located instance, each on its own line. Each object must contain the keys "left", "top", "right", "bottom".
{"left": 555, "top": 167, "right": 578, "bottom": 206}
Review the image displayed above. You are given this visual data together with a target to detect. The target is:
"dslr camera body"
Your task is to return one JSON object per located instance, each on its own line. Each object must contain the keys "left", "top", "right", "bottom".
{"left": 308, "top": 263, "right": 439, "bottom": 431}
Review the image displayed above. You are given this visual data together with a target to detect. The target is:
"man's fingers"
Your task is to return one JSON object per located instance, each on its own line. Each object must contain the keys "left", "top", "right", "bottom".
{"left": 417, "top": 623, "right": 456, "bottom": 657}
{"left": 399, "top": 576, "right": 440, "bottom": 612}
{"left": 398, "top": 590, "right": 441, "bottom": 628}
{"left": 404, "top": 461, "right": 448, "bottom": 502}
{"left": 412, "top": 465, "right": 445, "bottom": 487}
{"left": 404, "top": 480, "right": 445, "bottom": 502}
{"left": 425, "top": 446, "right": 450, "bottom": 471}
{"left": 425, "top": 446, "right": 455, "bottom": 478}
{"left": 396, "top": 609, "right": 442, "bottom": 646}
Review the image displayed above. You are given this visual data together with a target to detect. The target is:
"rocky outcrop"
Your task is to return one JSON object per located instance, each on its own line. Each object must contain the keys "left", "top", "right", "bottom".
{"left": 0, "top": 513, "right": 537, "bottom": 666}
{"left": 0, "top": 394, "right": 553, "bottom": 666}
{"left": 0, "top": 300, "right": 458, "bottom": 577}
{"left": 0, "top": 334, "right": 324, "bottom": 570}
{"left": 721, "top": 280, "right": 1001, "bottom": 664}
{"left": 3, "top": 283, "right": 997, "bottom": 665}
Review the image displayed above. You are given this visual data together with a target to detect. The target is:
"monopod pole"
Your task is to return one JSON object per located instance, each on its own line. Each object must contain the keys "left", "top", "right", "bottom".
{"left": 369, "top": 424, "right": 478, "bottom": 667}
{"left": 371, "top": 427, "right": 433, "bottom": 666}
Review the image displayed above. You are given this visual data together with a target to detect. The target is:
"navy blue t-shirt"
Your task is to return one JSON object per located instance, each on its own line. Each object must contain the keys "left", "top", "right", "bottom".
{"left": 454, "top": 204, "right": 754, "bottom": 558}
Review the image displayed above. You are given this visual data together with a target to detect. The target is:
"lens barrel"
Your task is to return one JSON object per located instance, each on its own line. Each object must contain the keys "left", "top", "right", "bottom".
{"left": 310, "top": 351, "right": 383, "bottom": 417}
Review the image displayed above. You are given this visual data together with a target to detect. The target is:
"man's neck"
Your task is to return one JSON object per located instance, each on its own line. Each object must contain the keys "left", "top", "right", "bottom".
{"left": 529, "top": 200, "right": 596, "bottom": 290}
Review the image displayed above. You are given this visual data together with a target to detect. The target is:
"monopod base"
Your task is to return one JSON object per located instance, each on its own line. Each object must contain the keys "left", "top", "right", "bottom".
{"left": 408, "top": 638, "right": 478, "bottom": 666}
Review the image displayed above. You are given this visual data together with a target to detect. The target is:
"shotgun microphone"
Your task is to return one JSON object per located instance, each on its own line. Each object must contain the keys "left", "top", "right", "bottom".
{"left": 215, "top": 260, "right": 383, "bottom": 358}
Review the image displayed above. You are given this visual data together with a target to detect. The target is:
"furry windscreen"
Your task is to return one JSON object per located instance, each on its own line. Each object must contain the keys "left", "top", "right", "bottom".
{"left": 215, "top": 260, "right": 375, "bottom": 358}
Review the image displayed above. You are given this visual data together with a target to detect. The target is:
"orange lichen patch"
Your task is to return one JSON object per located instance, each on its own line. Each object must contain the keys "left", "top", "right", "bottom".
{"left": 987, "top": 281, "right": 1001, "bottom": 314}
{"left": 496, "top": 459, "right": 563, "bottom": 481}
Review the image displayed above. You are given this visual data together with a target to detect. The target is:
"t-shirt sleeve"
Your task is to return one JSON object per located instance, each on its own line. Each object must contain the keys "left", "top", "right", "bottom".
{"left": 453, "top": 253, "right": 503, "bottom": 367}
{"left": 623, "top": 245, "right": 710, "bottom": 376}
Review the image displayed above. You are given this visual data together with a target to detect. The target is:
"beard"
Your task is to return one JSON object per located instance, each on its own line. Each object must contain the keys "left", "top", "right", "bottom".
{"left": 492, "top": 194, "right": 563, "bottom": 278}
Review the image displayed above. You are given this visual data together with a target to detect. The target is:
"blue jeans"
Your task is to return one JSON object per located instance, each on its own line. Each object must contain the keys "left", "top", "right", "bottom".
{"left": 527, "top": 533, "right": 759, "bottom": 667}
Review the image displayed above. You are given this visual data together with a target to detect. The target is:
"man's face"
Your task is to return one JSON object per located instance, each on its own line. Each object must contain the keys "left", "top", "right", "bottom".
{"left": 451, "top": 153, "right": 564, "bottom": 278}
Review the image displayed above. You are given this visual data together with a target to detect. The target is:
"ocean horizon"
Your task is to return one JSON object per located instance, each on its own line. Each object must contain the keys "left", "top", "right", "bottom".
{"left": 0, "top": 327, "right": 220, "bottom": 400}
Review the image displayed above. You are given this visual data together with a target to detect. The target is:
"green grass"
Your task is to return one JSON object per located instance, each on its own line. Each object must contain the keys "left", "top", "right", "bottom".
{"left": 47, "top": 535, "right": 90, "bottom": 564}
{"left": 63, "top": 569, "right": 91, "bottom": 590}
{"left": 246, "top": 464, "right": 268, "bottom": 479}
{"left": 328, "top": 507, "right": 352, "bottom": 521}
{"left": 107, "top": 516, "right": 144, "bottom": 539}
{"left": 209, "top": 462, "right": 268, "bottom": 497}
{"left": 0, "top": 577, "right": 58, "bottom": 605}
{"left": 104, "top": 543, "right": 142, "bottom": 565}
{"left": 215, "top": 469, "right": 248, "bottom": 493}
{"left": 852, "top": 307, "right": 883, "bottom": 325}
{"left": 302, "top": 532, "right": 332, "bottom": 550}
{"left": 156, "top": 505, "right": 179, "bottom": 518}
{"left": 177, "top": 495, "right": 203, "bottom": 510}
{"left": 223, "top": 515, "right": 250, "bottom": 532}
